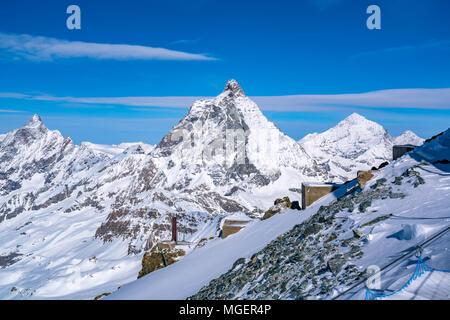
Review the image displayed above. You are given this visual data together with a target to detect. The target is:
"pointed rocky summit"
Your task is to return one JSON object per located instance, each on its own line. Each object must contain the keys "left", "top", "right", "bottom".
{"left": 223, "top": 79, "right": 245, "bottom": 97}
{"left": 24, "top": 114, "right": 45, "bottom": 129}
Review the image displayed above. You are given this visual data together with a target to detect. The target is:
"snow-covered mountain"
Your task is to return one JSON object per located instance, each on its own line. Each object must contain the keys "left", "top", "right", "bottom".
{"left": 0, "top": 80, "right": 329, "bottom": 299}
{"left": 298, "top": 113, "right": 395, "bottom": 182}
{"left": 0, "top": 80, "right": 439, "bottom": 300}
{"left": 108, "top": 129, "right": 450, "bottom": 300}
{"left": 393, "top": 130, "right": 425, "bottom": 146}
{"left": 81, "top": 142, "right": 154, "bottom": 159}
{"left": 297, "top": 114, "right": 426, "bottom": 183}
{"left": 0, "top": 115, "right": 104, "bottom": 222}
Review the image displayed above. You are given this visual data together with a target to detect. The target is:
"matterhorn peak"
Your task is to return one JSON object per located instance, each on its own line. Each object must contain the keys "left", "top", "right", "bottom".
{"left": 24, "top": 114, "right": 47, "bottom": 132}
{"left": 26, "top": 114, "right": 42, "bottom": 126}
{"left": 223, "top": 79, "right": 245, "bottom": 97}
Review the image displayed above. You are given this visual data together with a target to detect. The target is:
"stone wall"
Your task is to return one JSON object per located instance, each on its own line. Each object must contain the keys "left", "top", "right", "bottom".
{"left": 393, "top": 145, "right": 416, "bottom": 161}
{"left": 222, "top": 219, "right": 250, "bottom": 239}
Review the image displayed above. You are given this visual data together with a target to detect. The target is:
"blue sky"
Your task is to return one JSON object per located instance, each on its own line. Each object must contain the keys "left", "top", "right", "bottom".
{"left": 0, "top": 0, "right": 449, "bottom": 144}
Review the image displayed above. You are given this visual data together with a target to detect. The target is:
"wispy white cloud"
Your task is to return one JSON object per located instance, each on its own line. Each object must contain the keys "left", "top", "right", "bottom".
{"left": 168, "top": 39, "right": 201, "bottom": 46}
{"left": 252, "top": 88, "right": 450, "bottom": 111}
{"left": 0, "top": 92, "right": 29, "bottom": 99}
{"left": 0, "top": 32, "right": 217, "bottom": 61}
{"left": 1, "top": 88, "right": 450, "bottom": 111}
{"left": 0, "top": 109, "right": 23, "bottom": 113}
{"left": 31, "top": 94, "right": 204, "bottom": 108}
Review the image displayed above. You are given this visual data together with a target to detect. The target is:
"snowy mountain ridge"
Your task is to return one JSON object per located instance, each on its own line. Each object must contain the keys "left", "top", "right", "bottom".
{"left": 0, "top": 80, "right": 433, "bottom": 300}
{"left": 0, "top": 80, "right": 329, "bottom": 299}
{"left": 107, "top": 129, "right": 450, "bottom": 300}
{"left": 393, "top": 130, "right": 425, "bottom": 146}
{"left": 298, "top": 113, "right": 424, "bottom": 182}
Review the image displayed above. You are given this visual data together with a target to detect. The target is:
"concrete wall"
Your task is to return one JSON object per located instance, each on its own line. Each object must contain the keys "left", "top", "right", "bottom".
{"left": 221, "top": 220, "right": 249, "bottom": 239}
{"left": 393, "top": 145, "right": 416, "bottom": 161}
{"left": 302, "top": 183, "right": 339, "bottom": 208}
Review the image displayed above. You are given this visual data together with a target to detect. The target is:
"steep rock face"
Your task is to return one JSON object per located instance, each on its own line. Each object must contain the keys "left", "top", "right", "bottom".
{"left": 96, "top": 80, "right": 329, "bottom": 250}
{"left": 298, "top": 113, "right": 395, "bottom": 182}
{"left": 152, "top": 80, "right": 327, "bottom": 190}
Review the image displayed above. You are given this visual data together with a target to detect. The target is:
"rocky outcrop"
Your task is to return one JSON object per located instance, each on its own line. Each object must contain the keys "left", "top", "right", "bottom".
{"left": 357, "top": 170, "right": 374, "bottom": 189}
{"left": 188, "top": 167, "right": 416, "bottom": 300}
{"left": 137, "top": 244, "right": 185, "bottom": 279}
{"left": 262, "top": 197, "right": 291, "bottom": 220}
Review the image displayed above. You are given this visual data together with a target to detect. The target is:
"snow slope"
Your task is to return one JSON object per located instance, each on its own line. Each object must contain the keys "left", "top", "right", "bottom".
{"left": 129, "top": 129, "right": 449, "bottom": 301}
{"left": 106, "top": 181, "right": 356, "bottom": 300}
{"left": 339, "top": 153, "right": 450, "bottom": 299}
{"left": 383, "top": 270, "right": 450, "bottom": 300}
{"left": 340, "top": 129, "right": 450, "bottom": 299}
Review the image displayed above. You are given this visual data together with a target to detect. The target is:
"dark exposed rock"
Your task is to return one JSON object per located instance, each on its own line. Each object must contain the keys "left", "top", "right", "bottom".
{"left": 290, "top": 201, "right": 301, "bottom": 210}
{"left": 378, "top": 161, "right": 389, "bottom": 169}
{"left": 0, "top": 252, "right": 22, "bottom": 268}
{"left": 358, "top": 200, "right": 372, "bottom": 213}
{"left": 370, "top": 178, "right": 387, "bottom": 190}
{"left": 352, "top": 229, "right": 364, "bottom": 239}
{"left": 224, "top": 186, "right": 244, "bottom": 196}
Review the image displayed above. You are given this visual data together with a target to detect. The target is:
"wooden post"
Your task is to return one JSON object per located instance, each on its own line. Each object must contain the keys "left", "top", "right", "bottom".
{"left": 171, "top": 216, "right": 177, "bottom": 243}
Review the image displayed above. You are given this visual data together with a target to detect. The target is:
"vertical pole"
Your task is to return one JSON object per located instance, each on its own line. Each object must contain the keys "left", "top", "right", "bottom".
{"left": 172, "top": 216, "right": 177, "bottom": 243}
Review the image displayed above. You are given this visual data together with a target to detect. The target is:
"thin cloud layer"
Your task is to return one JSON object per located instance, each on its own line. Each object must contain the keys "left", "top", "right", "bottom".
{"left": 0, "top": 32, "right": 216, "bottom": 61}
{"left": 252, "top": 88, "right": 450, "bottom": 111}
{"left": 2, "top": 88, "right": 449, "bottom": 111}
{"left": 0, "top": 109, "right": 23, "bottom": 113}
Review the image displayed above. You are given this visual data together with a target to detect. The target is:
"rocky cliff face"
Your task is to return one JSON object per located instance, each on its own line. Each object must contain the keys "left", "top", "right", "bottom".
{"left": 95, "top": 80, "right": 329, "bottom": 252}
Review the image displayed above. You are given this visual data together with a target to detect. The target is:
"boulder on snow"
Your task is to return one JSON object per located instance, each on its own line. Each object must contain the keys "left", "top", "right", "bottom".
{"left": 262, "top": 196, "right": 292, "bottom": 220}
{"left": 327, "top": 257, "right": 347, "bottom": 275}
{"left": 352, "top": 229, "right": 364, "bottom": 239}
{"left": 274, "top": 196, "right": 291, "bottom": 208}
{"left": 357, "top": 170, "right": 374, "bottom": 189}
{"left": 262, "top": 207, "right": 281, "bottom": 220}
{"left": 137, "top": 244, "right": 185, "bottom": 279}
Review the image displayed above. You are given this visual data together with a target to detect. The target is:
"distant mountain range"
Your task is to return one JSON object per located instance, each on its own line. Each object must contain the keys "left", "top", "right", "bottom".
{"left": 0, "top": 80, "right": 427, "bottom": 299}
{"left": 297, "top": 113, "right": 424, "bottom": 182}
